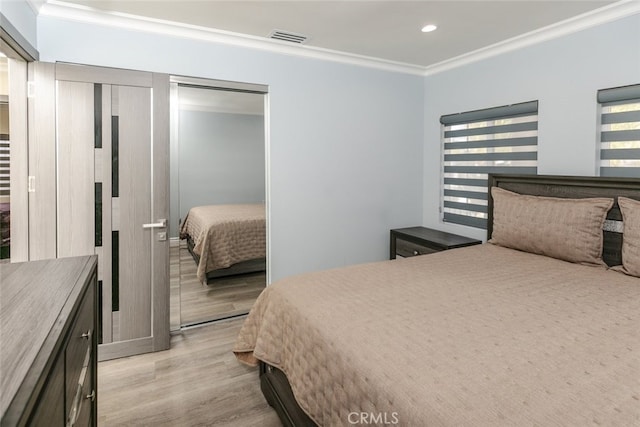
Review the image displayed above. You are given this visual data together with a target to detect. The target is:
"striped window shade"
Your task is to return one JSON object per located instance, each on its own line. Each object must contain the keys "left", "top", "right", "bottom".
{"left": 0, "top": 138, "right": 7, "bottom": 197}
{"left": 0, "top": 100, "right": 8, "bottom": 198}
{"left": 441, "top": 100, "right": 538, "bottom": 229}
{"left": 598, "top": 84, "right": 640, "bottom": 178}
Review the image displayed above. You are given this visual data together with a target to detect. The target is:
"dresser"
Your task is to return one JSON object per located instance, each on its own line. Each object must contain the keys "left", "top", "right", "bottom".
{"left": 0, "top": 256, "right": 98, "bottom": 427}
{"left": 390, "top": 226, "right": 481, "bottom": 259}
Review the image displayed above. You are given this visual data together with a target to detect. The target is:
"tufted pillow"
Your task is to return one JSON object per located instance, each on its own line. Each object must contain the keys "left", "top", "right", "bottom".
{"left": 615, "top": 197, "right": 640, "bottom": 277}
{"left": 489, "top": 187, "right": 613, "bottom": 266}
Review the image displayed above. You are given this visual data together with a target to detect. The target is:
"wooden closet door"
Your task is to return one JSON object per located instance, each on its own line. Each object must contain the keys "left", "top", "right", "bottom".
{"left": 8, "top": 58, "right": 29, "bottom": 262}
{"left": 27, "top": 62, "right": 57, "bottom": 261}
{"left": 31, "top": 62, "right": 170, "bottom": 360}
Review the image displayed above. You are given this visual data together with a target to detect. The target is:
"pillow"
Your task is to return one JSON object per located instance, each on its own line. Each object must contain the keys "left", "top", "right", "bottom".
{"left": 615, "top": 197, "right": 640, "bottom": 277}
{"left": 489, "top": 187, "right": 613, "bottom": 266}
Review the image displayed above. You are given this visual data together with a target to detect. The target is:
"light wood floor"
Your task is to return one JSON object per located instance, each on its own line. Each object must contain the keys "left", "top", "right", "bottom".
{"left": 98, "top": 318, "right": 281, "bottom": 426}
{"left": 171, "top": 244, "right": 266, "bottom": 326}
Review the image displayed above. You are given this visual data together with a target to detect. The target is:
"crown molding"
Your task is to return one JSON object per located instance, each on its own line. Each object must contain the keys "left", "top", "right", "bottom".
{"left": 39, "top": 0, "right": 426, "bottom": 76}
{"left": 38, "top": 0, "right": 639, "bottom": 78}
{"left": 424, "top": 0, "right": 640, "bottom": 76}
{"left": 25, "top": 0, "right": 46, "bottom": 15}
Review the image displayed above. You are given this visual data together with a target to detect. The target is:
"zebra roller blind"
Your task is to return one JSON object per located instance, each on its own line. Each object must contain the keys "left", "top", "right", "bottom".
{"left": 598, "top": 84, "right": 640, "bottom": 178}
{"left": 0, "top": 99, "right": 8, "bottom": 198}
{"left": 0, "top": 138, "right": 7, "bottom": 197}
{"left": 441, "top": 100, "right": 538, "bottom": 229}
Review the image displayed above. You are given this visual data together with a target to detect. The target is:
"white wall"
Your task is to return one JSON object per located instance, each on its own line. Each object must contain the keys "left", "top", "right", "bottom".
{"left": 423, "top": 14, "right": 640, "bottom": 242}
{"left": 0, "top": 0, "right": 37, "bottom": 50}
{"left": 37, "top": 16, "right": 425, "bottom": 282}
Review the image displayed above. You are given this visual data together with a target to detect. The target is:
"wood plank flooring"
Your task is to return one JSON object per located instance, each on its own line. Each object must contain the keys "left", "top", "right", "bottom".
{"left": 98, "top": 318, "right": 281, "bottom": 426}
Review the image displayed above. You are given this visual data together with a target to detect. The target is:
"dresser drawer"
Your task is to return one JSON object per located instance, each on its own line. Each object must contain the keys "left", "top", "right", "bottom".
{"left": 395, "top": 238, "right": 439, "bottom": 257}
{"left": 65, "top": 284, "right": 95, "bottom": 419}
{"left": 68, "top": 350, "right": 94, "bottom": 427}
{"left": 28, "top": 357, "right": 65, "bottom": 426}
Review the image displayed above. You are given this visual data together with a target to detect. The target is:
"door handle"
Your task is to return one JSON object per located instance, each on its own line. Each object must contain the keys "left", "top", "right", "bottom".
{"left": 142, "top": 219, "right": 167, "bottom": 229}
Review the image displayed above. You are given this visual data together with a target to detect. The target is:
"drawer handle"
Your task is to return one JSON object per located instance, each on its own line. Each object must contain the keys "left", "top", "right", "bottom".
{"left": 81, "top": 330, "right": 92, "bottom": 340}
{"left": 86, "top": 390, "right": 96, "bottom": 402}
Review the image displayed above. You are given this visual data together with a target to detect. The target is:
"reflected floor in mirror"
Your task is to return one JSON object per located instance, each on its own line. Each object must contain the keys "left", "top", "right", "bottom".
{"left": 171, "top": 242, "right": 266, "bottom": 326}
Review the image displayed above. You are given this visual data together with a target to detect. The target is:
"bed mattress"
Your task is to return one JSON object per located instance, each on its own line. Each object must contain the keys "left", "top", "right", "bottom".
{"left": 234, "top": 244, "right": 640, "bottom": 426}
{"left": 180, "top": 204, "right": 266, "bottom": 282}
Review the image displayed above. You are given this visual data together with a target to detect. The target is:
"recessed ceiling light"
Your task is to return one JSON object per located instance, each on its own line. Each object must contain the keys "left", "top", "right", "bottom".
{"left": 421, "top": 24, "right": 438, "bottom": 33}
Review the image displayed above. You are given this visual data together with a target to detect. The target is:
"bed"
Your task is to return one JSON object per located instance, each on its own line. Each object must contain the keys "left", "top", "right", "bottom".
{"left": 179, "top": 203, "right": 266, "bottom": 284}
{"left": 233, "top": 174, "right": 640, "bottom": 426}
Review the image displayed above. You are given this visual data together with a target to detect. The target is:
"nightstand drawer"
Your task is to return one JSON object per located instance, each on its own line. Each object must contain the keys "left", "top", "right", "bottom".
{"left": 390, "top": 226, "right": 481, "bottom": 260}
{"left": 395, "top": 238, "right": 439, "bottom": 257}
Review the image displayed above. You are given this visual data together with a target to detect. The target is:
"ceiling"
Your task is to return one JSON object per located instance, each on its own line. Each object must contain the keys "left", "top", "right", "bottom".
{"left": 53, "top": 0, "right": 618, "bottom": 68}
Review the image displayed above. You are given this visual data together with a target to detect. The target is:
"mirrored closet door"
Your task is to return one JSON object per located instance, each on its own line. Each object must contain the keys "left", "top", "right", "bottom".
{"left": 170, "top": 77, "right": 268, "bottom": 329}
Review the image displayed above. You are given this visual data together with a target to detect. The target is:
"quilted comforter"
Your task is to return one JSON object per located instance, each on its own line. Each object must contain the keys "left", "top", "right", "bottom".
{"left": 234, "top": 244, "right": 640, "bottom": 426}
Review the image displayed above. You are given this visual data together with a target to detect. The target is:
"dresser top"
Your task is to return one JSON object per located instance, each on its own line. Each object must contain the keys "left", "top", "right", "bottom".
{"left": 0, "top": 256, "right": 97, "bottom": 421}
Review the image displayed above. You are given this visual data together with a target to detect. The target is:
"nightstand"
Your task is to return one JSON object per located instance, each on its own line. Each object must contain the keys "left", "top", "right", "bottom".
{"left": 390, "top": 226, "right": 481, "bottom": 259}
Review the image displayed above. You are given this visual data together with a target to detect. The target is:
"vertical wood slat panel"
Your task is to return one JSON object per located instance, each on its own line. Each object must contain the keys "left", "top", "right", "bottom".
{"left": 56, "top": 80, "right": 95, "bottom": 258}
{"left": 101, "top": 84, "right": 113, "bottom": 344}
{"left": 152, "top": 73, "right": 170, "bottom": 351}
{"left": 28, "top": 62, "right": 57, "bottom": 261}
{"left": 117, "top": 85, "right": 152, "bottom": 340}
{"left": 8, "top": 59, "right": 28, "bottom": 262}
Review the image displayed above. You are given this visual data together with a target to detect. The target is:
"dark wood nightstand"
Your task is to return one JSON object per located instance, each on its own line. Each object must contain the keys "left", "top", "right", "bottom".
{"left": 390, "top": 226, "right": 482, "bottom": 259}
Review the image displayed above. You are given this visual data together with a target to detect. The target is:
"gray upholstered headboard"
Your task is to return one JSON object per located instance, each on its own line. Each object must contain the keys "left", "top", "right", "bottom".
{"left": 487, "top": 174, "right": 640, "bottom": 267}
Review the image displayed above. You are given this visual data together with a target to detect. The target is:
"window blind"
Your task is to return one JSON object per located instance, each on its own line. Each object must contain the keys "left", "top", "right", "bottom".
{"left": 0, "top": 99, "right": 8, "bottom": 198}
{"left": 0, "top": 137, "right": 7, "bottom": 197}
{"left": 441, "top": 100, "right": 538, "bottom": 229}
{"left": 598, "top": 84, "right": 640, "bottom": 178}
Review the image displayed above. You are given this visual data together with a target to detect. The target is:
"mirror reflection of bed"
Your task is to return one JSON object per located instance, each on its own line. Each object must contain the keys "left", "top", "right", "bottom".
{"left": 169, "top": 81, "right": 267, "bottom": 328}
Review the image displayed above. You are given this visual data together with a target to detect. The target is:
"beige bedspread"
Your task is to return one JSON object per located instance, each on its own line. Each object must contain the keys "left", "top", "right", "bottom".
{"left": 179, "top": 204, "right": 265, "bottom": 282}
{"left": 234, "top": 244, "right": 640, "bottom": 426}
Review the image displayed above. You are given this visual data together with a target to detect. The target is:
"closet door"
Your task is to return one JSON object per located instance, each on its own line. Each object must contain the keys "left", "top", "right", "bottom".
{"left": 30, "top": 62, "right": 170, "bottom": 360}
{"left": 8, "top": 58, "right": 29, "bottom": 262}
{"left": 27, "top": 62, "right": 57, "bottom": 260}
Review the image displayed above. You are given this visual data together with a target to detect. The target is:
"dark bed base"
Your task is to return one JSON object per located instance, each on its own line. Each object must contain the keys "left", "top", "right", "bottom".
{"left": 184, "top": 234, "right": 266, "bottom": 283}
{"left": 259, "top": 362, "right": 317, "bottom": 427}
{"left": 257, "top": 174, "right": 640, "bottom": 427}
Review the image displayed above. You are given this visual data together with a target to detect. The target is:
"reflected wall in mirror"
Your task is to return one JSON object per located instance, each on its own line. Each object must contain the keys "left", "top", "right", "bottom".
{"left": 170, "top": 81, "right": 267, "bottom": 329}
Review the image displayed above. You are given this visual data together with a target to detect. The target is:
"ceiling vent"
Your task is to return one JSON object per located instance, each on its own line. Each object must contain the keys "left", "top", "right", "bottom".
{"left": 268, "top": 30, "right": 310, "bottom": 45}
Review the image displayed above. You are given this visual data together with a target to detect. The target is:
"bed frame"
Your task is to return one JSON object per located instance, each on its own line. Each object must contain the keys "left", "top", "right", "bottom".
{"left": 258, "top": 174, "right": 640, "bottom": 427}
{"left": 185, "top": 234, "right": 266, "bottom": 283}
